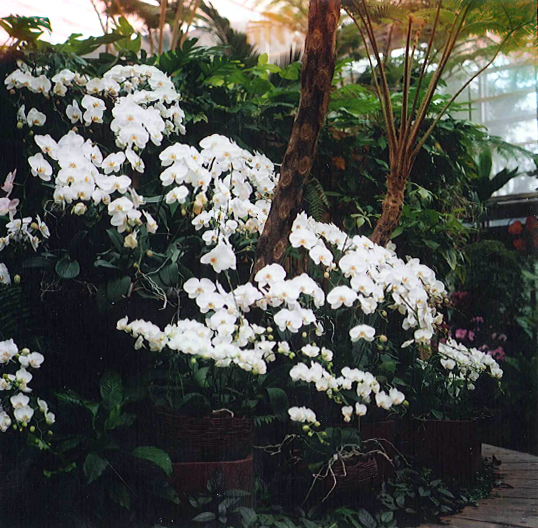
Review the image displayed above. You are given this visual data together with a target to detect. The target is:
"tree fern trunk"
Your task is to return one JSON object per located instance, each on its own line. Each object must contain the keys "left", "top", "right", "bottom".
{"left": 370, "top": 171, "right": 406, "bottom": 247}
{"left": 253, "top": 0, "right": 340, "bottom": 274}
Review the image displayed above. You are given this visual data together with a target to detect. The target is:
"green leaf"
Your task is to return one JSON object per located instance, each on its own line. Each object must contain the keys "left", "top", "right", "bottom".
{"left": 83, "top": 451, "right": 108, "bottom": 484}
{"left": 380, "top": 511, "right": 394, "bottom": 523}
{"left": 109, "top": 481, "right": 131, "bottom": 510}
{"left": 132, "top": 446, "right": 172, "bottom": 476}
{"left": 438, "top": 488, "right": 455, "bottom": 499}
{"left": 357, "top": 508, "right": 376, "bottom": 528}
{"left": 194, "top": 367, "right": 210, "bottom": 389}
{"left": 106, "top": 276, "right": 131, "bottom": 304}
{"left": 224, "top": 489, "right": 251, "bottom": 497}
{"left": 55, "top": 257, "right": 80, "bottom": 279}
{"left": 192, "top": 512, "right": 216, "bottom": 522}
{"left": 390, "top": 227, "right": 404, "bottom": 239}
{"left": 56, "top": 390, "right": 99, "bottom": 417}
{"left": 239, "top": 507, "right": 257, "bottom": 525}
{"left": 159, "top": 262, "right": 179, "bottom": 287}
{"left": 104, "top": 405, "right": 122, "bottom": 431}
{"left": 266, "top": 387, "right": 289, "bottom": 419}
{"left": 100, "top": 371, "right": 123, "bottom": 407}
{"left": 107, "top": 228, "right": 124, "bottom": 251}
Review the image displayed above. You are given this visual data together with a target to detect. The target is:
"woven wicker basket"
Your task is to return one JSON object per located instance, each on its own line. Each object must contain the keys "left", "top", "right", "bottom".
{"left": 154, "top": 408, "right": 254, "bottom": 463}
{"left": 322, "top": 455, "right": 378, "bottom": 496}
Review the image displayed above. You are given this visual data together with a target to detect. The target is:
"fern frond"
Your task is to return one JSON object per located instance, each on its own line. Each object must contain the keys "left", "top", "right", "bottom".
{"left": 304, "top": 176, "right": 330, "bottom": 222}
{"left": 0, "top": 285, "right": 38, "bottom": 341}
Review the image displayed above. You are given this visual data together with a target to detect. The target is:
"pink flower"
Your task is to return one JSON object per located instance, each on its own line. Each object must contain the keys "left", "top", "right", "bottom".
{"left": 468, "top": 331, "right": 475, "bottom": 342}
{"left": 489, "top": 347, "right": 505, "bottom": 361}
{"left": 0, "top": 197, "right": 19, "bottom": 218}
{"left": 455, "top": 328, "right": 467, "bottom": 339}
{"left": 2, "top": 170, "right": 16, "bottom": 196}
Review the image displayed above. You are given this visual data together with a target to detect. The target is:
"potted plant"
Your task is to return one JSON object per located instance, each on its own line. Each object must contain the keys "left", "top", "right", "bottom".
{"left": 0, "top": 337, "right": 54, "bottom": 508}
{"left": 399, "top": 337, "right": 503, "bottom": 482}
{"left": 2, "top": 51, "right": 456, "bottom": 499}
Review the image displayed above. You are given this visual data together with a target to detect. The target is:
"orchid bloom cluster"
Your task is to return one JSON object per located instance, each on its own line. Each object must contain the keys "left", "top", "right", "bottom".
{"left": 289, "top": 212, "right": 446, "bottom": 344}
{"left": 157, "top": 134, "right": 277, "bottom": 270}
{"left": 117, "top": 209, "right": 452, "bottom": 425}
{"left": 438, "top": 338, "right": 503, "bottom": 390}
{"left": 5, "top": 60, "right": 279, "bottom": 279}
{"left": 0, "top": 339, "right": 55, "bottom": 432}
{"left": 5, "top": 59, "right": 451, "bottom": 427}
{"left": 6, "top": 61, "right": 183, "bottom": 223}
{"left": 0, "top": 170, "right": 51, "bottom": 283}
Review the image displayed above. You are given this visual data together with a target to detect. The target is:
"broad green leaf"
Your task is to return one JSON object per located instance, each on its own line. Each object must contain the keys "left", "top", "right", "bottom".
{"left": 132, "top": 446, "right": 172, "bottom": 476}
{"left": 390, "top": 226, "right": 404, "bottom": 239}
{"left": 106, "top": 276, "right": 131, "bottom": 303}
{"left": 109, "top": 481, "right": 131, "bottom": 510}
{"left": 55, "top": 257, "right": 80, "bottom": 279}
{"left": 192, "top": 512, "right": 216, "bottom": 522}
{"left": 266, "top": 387, "right": 289, "bottom": 419}
{"left": 159, "top": 262, "right": 179, "bottom": 286}
{"left": 83, "top": 451, "right": 108, "bottom": 484}
{"left": 100, "top": 371, "right": 123, "bottom": 407}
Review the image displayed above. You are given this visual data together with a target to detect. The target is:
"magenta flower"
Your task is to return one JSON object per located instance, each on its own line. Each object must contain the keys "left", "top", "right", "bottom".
{"left": 455, "top": 328, "right": 467, "bottom": 339}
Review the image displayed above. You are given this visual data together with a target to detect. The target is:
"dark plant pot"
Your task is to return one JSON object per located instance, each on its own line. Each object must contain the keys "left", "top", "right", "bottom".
{"left": 153, "top": 408, "right": 254, "bottom": 463}
{"left": 403, "top": 419, "right": 481, "bottom": 483}
{"left": 320, "top": 455, "right": 378, "bottom": 500}
{"left": 0, "top": 461, "right": 28, "bottom": 505}
{"left": 360, "top": 420, "right": 396, "bottom": 481}
{"left": 171, "top": 454, "right": 254, "bottom": 497}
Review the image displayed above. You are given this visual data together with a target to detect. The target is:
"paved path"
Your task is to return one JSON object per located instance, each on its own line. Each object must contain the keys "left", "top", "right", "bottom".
{"left": 421, "top": 444, "right": 538, "bottom": 528}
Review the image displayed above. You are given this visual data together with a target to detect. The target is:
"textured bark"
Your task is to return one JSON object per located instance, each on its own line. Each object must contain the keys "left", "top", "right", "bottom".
{"left": 253, "top": 0, "right": 341, "bottom": 274}
{"left": 370, "top": 170, "right": 406, "bottom": 247}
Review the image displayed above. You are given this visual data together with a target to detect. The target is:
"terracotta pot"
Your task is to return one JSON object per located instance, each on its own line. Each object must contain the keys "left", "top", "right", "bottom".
{"left": 405, "top": 419, "right": 481, "bottom": 483}
{"left": 171, "top": 454, "right": 254, "bottom": 497}
{"left": 153, "top": 408, "right": 254, "bottom": 463}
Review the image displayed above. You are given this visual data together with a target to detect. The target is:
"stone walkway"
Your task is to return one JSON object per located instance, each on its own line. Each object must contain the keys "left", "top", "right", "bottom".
{"left": 421, "top": 444, "right": 538, "bottom": 528}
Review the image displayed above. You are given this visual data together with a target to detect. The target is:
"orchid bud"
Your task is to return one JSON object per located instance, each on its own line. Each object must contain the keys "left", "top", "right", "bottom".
{"left": 381, "top": 310, "right": 388, "bottom": 317}
{"left": 17, "top": 122, "right": 24, "bottom": 129}
{"left": 13, "top": 275, "right": 21, "bottom": 284}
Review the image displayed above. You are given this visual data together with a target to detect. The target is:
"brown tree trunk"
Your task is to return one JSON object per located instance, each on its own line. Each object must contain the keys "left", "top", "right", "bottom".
{"left": 253, "top": 0, "right": 341, "bottom": 274}
{"left": 370, "top": 170, "right": 406, "bottom": 247}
